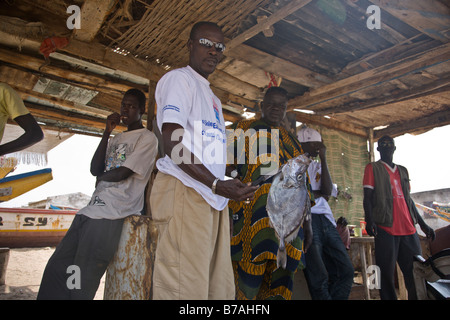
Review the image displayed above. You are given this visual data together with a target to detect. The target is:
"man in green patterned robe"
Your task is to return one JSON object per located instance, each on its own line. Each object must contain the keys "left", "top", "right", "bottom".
{"left": 227, "top": 86, "right": 313, "bottom": 300}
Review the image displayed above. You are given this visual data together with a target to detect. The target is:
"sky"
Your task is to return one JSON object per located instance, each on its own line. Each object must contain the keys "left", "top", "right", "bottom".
{"left": 1, "top": 124, "right": 449, "bottom": 208}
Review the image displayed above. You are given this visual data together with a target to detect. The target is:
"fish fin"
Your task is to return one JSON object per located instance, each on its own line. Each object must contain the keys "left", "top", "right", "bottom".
{"left": 277, "top": 239, "right": 287, "bottom": 269}
{"left": 285, "top": 225, "right": 300, "bottom": 244}
{"left": 277, "top": 247, "right": 287, "bottom": 269}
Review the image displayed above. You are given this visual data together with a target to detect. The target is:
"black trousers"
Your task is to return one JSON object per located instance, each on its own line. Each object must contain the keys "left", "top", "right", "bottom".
{"left": 374, "top": 228, "right": 421, "bottom": 300}
{"left": 37, "top": 215, "right": 124, "bottom": 300}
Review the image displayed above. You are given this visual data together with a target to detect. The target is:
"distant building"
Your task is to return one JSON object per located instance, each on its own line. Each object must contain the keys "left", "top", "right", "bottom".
{"left": 411, "top": 188, "right": 450, "bottom": 208}
{"left": 27, "top": 192, "right": 90, "bottom": 210}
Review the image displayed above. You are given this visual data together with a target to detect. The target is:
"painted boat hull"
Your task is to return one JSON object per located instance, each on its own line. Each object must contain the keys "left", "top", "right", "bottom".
{"left": 0, "top": 168, "right": 53, "bottom": 201}
{"left": 0, "top": 207, "right": 76, "bottom": 248}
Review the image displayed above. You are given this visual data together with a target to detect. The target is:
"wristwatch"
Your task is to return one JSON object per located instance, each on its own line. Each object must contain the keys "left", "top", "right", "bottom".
{"left": 231, "top": 169, "right": 238, "bottom": 178}
{"left": 211, "top": 177, "right": 220, "bottom": 194}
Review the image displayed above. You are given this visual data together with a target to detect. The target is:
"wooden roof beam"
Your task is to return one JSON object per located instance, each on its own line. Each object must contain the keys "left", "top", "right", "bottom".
{"left": 294, "top": 112, "right": 368, "bottom": 138}
{"left": 287, "top": 42, "right": 450, "bottom": 112}
{"left": 0, "top": 20, "right": 163, "bottom": 83}
{"left": 23, "top": 101, "right": 126, "bottom": 134}
{"left": 225, "top": 44, "right": 331, "bottom": 89}
{"left": 61, "top": 38, "right": 163, "bottom": 81}
{"left": 0, "top": 47, "right": 145, "bottom": 96}
{"left": 223, "top": 0, "right": 332, "bottom": 89}
{"left": 226, "top": 0, "right": 312, "bottom": 50}
{"left": 0, "top": 31, "right": 262, "bottom": 106}
{"left": 373, "top": 110, "right": 450, "bottom": 139}
{"left": 316, "top": 75, "right": 450, "bottom": 115}
{"left": 370, "top": 0, "right": 450, "bottom": 43}
{"left": 73, "top": 0, "right": 117, "bottom": 42}
{"left": 12, "top": 85, "right": 113, "bottom": 118}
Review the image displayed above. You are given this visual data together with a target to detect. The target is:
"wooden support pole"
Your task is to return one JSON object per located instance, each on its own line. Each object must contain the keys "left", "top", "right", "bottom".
{"left": 369, "top": 128, "right": 375, "bottom": 162}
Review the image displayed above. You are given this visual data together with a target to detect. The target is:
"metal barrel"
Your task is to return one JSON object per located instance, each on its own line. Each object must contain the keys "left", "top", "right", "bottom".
{"left": 104, "top": 215, "right": 158, "bottom": 300}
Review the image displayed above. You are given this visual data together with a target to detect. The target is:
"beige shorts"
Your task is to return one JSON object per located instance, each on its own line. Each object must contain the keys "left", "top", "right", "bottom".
{"left": 150, "top": 172, "right": 235, "bottom": 300}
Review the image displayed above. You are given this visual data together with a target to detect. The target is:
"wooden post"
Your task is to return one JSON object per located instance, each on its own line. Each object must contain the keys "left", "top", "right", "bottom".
{"left": 359, "top": 242, "right": 370, "bottom": 300}
{"left": 368, "top": 128, "right": 375, "bottom": 162}
{"left": 146, "top": 81, "right": 157, "bottom": 131}
{"left": 144, "top": 80, "right": 159, "bottom": 218}
{"left": 0, "top": 248, "right": 10, "bottom": 285}
{"left": 396, "top": 263, "right": 408, "bottom": 300}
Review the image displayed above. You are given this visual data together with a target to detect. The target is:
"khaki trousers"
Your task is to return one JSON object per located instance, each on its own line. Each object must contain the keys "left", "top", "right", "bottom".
{"left": 150, "top": 172, "right": 235, "bottom": 300}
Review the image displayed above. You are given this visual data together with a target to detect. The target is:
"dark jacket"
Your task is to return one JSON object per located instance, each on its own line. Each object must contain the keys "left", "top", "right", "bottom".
{"left": 371, "top": 160, "right": 419, "bottom": 227}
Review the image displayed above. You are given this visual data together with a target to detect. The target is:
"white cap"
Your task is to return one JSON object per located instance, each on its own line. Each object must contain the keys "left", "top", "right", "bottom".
{"left": 297, "top": 127, "right": 321, "bottom": 142}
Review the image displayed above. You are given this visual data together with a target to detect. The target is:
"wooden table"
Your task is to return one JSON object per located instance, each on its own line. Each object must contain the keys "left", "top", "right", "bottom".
{"left": 351, "top": 236, "right": 374, "bottom": 299}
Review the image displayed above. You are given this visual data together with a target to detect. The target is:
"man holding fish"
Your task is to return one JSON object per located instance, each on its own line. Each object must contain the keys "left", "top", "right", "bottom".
{"left": 227, "top": 86, "right": 314, "bottom": 300}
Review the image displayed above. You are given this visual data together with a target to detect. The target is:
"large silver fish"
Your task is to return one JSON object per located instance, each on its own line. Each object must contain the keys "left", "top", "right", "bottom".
{"left": 266, "top": 154, "right": 312, "bottom": 269}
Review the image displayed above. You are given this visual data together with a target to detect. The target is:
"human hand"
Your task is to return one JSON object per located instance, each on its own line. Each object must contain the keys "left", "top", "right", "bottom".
{"left": 420, "top": 223, "right": 435, "bottom": 241}
{"left": 216, "top": 179, "right": 259, "bottom": 203}
{"left": 106, "top": 112, "right": 121, "bottom": 133}
{"left": 317, "top": 142, "right": 327, "bottom": 159}
{"left": 365, "top": 220, "right": 378, "bottom": 237}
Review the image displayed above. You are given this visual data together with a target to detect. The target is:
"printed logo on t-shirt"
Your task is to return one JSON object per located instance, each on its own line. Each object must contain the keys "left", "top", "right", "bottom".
{"left": 163, "top": 104, "right": 180, "bottom": 113}
{"left": 393, "top": 179, "right": 404, "bottom": 199}
{"left": 106, "top": 143, "right": 127, "bottom": 171}
{"left": 213, "top": 98, "right": 220, "bottom": 124}
{"left": 90, "top": 196, "right": 105, "bottom": 206}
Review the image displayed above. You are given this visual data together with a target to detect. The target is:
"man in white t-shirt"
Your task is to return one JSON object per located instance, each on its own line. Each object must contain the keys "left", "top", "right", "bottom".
{"left": 297, "top": 127, "right": 354, "bottom": 300}
{"left": 38, "top": 89, "right": 158, "bottom": 299}
{"left": 150, "top": 21, "right": 258, "bottom": 300}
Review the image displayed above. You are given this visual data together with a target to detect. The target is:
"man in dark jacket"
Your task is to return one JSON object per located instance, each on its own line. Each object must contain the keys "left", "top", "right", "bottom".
{"left": 363, "top": 135, "right": 435, "bottom": 300}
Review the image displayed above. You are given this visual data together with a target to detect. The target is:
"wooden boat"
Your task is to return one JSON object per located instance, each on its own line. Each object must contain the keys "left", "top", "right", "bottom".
{"left": 0, "top": 168, "right": 53, "bottom": 202}
{"left": 0, "top": 157, "right": 18, "bottom": 179}
{"left": 0, "top": 207, "right": 76, "bottom": 248}
{"left": 416, "top": 203, "right": 450, "bottom": 223}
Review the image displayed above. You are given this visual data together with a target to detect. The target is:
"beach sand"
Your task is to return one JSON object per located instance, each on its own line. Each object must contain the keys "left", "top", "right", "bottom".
{"left": 0, "top": 247, "right": 105, "bottom": 300}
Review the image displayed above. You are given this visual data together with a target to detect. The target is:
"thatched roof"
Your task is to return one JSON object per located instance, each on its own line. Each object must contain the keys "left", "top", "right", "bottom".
{"left": 0, "top": 0, "right": 449, "bottom": 142}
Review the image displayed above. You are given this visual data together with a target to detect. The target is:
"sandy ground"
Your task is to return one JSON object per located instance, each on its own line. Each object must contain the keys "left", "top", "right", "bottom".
{"left": 0, "top": 247, "right": 105, "bottom": 300}
{"left": 0, "top": 247, "right": 380, "bottom": 301}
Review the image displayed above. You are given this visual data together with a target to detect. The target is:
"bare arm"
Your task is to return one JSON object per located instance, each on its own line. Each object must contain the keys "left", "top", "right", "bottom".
{"left": 317, "top": 142, "right": 333, "bottom": 198}
{"left": 415, "top": 211, "right": 435, "bottom": 240}
{"left": 0, "top": 113, "right": 44, "bottom": 156}
{"left": 96, "top": 166, "right": 134, "bottom": 183}
{"left": 363, "top": 187, "right": 377, "bottom": 236}
{"left": 90, "top": 113, "right": 120, "bottom": 176}
{"left": 91, "top": 112, "right": 136, "bottom": 184}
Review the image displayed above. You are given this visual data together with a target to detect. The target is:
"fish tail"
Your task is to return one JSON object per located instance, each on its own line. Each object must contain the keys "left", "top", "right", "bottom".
{"left": 277, "top": 240, "right": 287, "bottom": 269}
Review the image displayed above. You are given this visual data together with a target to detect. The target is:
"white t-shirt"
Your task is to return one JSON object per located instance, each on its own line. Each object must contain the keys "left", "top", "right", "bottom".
{"left": 307, "top": 160, "right": 337, "bottom": 226}
{"left": 155, "top": 66, "right": 228, "bottom": 211}
{"left": 78, "top": 128, "right": 158, "bottom": 219}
